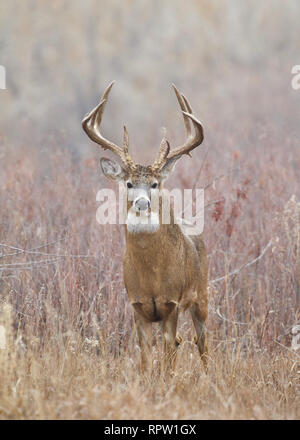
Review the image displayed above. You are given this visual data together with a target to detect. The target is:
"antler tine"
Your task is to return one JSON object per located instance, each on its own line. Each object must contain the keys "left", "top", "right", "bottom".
{"left": 123, "top": 125, "right": 136, "bottom": 170}
{"left": 167, "top": 84, "right": 204, "bottom": 161}
{"left": 82, "top": 81, "right": 135, "bottom": 170}
{"left": 152, "top": 127, "right": 170, "bottom": 172}
{"left": 172, "top": 84, "right": 191, "bottom": 139}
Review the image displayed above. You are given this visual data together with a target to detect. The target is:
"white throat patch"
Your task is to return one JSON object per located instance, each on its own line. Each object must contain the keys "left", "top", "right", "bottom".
{"left": 126, "top": 209, "right": 160, "bottom": 234}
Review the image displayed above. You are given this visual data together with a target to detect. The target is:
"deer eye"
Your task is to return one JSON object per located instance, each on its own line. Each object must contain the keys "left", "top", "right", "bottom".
{"left": 127, "top": 182, "right": 133, "bottom": 188}
{"left": 151, "top": 183, "right": 158, "bottom": 189}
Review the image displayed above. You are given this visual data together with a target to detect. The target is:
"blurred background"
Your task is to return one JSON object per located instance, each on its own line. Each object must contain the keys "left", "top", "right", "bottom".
{"left": 1, "top": 0, "right": 299, "bottom": 161}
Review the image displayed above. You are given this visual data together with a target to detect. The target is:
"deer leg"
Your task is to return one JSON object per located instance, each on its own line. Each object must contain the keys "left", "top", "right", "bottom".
{"left": 190, "top": 302, "right": 208, "bottom": 371}
{"left": 161, "top": 308, "right": 179, "bottom": 375}
{"left": 134, "top": 313, "right": 152, "bottom": 375}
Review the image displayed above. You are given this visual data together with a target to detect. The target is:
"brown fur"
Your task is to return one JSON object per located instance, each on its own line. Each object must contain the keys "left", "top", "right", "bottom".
{"left": 123, "top": 191, "right": 208, "bottom": 373}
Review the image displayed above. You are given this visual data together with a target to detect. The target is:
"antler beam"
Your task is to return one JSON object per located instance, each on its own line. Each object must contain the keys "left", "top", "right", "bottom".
{"left": 82, "top": 81, "right": 136, "bottom": 170}
{"left": 167, "top": 84, "right": 204, "bottom": 160}
{"left": 151, "top": 84, "right": 204, "bottom": 171}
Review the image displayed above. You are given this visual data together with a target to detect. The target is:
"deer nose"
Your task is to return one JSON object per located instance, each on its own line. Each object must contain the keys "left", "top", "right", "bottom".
{"left": 134, "top": 197, "right": 150, "bottom": 212}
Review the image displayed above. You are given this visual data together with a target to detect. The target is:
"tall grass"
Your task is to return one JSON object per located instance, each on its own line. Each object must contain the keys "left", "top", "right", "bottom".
{"left": 0, "top": 135, "right": 299, "bottom": 419}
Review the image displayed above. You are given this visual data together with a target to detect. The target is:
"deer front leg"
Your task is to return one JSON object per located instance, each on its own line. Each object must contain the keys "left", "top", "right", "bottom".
{"left": 161, "top": 307, "right": 179, "bottom": 375}
{"left": 190, "top": 302, "right": 208, "bottom": 371}
{"left": 134, "top": 312, "right": 153, "bottom": 375}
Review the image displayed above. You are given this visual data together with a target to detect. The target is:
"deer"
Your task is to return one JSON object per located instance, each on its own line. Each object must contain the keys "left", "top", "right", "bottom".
{"left": 82, "top": 82, "right": 208, "bottom": 374}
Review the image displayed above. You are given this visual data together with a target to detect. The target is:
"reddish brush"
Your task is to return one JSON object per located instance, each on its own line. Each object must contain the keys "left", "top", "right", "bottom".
{"left": 212, "top": 197, "right": 225, "bottom": 222}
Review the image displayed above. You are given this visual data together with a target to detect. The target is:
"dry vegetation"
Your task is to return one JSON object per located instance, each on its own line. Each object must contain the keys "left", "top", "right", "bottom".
{"left": 0, "top": 0, "right": 299, "bottom": 420}
{"left": 0, "top": 136, "right": 299, "bottom": 420}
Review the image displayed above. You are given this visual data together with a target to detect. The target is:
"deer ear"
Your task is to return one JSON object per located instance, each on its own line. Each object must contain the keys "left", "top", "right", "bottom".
{"left": 159, "top": 156, "right": 180, "bottom": 180}
{"left": 100, "top": 158, "right": 127, "bottom": 181}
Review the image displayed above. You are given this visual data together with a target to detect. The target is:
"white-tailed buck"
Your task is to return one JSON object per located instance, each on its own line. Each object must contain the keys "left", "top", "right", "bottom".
{"left": 82, "top": 82, "right": 208, "bottom": 373}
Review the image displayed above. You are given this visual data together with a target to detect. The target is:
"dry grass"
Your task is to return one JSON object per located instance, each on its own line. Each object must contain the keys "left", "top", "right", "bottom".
{"left": 0, "top": 307, "right": 298, "bottom": 420}
{"left": 0, "top": 139, "right": 299, "bottom": 420}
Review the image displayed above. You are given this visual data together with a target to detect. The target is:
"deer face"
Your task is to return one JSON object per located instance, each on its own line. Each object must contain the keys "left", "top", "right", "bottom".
{"left": 100, "top": 160, "right": 176, "bottom": 233}
{"left": 82, "top": 82, "right": 204, "bottom": 233}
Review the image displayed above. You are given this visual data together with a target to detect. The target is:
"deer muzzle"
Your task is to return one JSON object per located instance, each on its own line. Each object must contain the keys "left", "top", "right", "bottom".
{"left": 134, "top": 196, "right": 150, "bottom": 212}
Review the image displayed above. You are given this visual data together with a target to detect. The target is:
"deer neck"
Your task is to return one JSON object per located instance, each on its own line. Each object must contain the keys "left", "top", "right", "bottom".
{"left": 124, "top": 204, "right": 180, "bottom": 252}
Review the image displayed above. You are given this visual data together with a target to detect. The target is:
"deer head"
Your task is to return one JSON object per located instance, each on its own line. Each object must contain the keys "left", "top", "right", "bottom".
{"left": 82, "top": 82, "right": 204, "bottom": 233}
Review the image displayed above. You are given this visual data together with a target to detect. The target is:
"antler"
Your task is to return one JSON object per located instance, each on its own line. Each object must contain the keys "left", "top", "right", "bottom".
{"left": 168, "top": 84, "right": 204, "bottom": 160}
{"left": 151, "top": 128, "right": 170, "bottom": 172}
{"left": 152, "top": 84, "right": 204, "bottom": 171}
{"left": 82, "top": 81, "right": 136, "bottom": 171}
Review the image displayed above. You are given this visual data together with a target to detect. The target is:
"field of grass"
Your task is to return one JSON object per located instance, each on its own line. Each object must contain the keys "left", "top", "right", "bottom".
{"left": 0, "top": 0, "right": 299, "bottom": 420}
{"left": 0, "top": 138, "right": 299, "bottom": 419}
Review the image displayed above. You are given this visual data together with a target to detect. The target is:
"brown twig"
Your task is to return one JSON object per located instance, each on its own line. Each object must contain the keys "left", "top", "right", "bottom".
{"left": 210, "top": 239, "right": 272, "bottom": 284}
